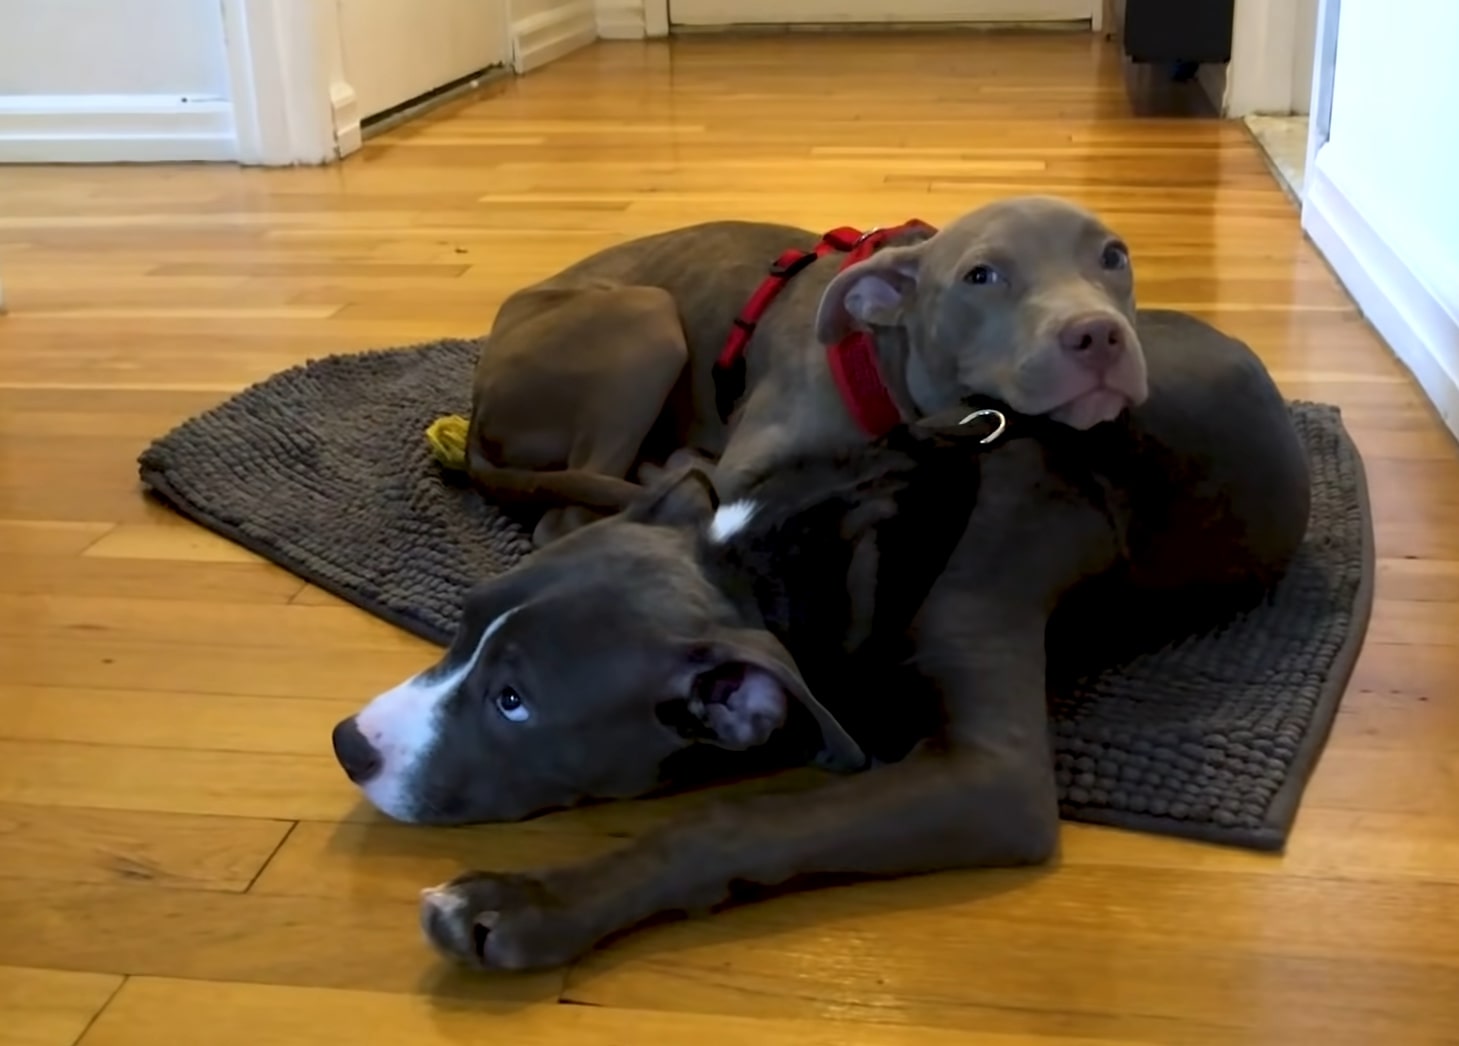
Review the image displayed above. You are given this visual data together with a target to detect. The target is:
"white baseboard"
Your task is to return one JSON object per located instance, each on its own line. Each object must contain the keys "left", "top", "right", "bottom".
{"left": 0, "top": 93, "right": 236, "bottom": 163}
{"left": 598, "top": 0, "right": 647, "bottom": 39}
{"left": 1302, "top": 149, "right": 1459, "bottom": 441}
{"left": 513, "top": 2, "right": 599, "bottom": 74}
{"left": 330, "top": 82, "right": 362, "bottom": 158}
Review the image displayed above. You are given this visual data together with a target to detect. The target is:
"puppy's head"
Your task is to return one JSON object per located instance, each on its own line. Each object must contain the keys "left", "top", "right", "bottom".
{"left": 815, "top": 195, "right": 1148, "bottom": 430}
{"left": 330, "top": 471, "right": 863, "bottom": 825}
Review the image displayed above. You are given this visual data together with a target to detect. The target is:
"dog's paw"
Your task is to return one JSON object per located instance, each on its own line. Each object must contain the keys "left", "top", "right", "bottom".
{"left": 419, "top": 871, "right": 589, "bottom": 971}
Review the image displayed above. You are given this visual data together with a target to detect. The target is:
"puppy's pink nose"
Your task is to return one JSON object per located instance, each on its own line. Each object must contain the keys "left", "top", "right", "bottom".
{"left": 1059, "top": 315, "right": 1126, "bottom": 370}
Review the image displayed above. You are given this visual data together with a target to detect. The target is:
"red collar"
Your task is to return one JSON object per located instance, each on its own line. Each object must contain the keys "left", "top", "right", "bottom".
{"left": 713, "top": 219, "right": 938, "bottom": 437}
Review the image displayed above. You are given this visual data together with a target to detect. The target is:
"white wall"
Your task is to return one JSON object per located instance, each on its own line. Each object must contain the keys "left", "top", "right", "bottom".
{"left": 0, "top": 0, "right": 235, "bottom": 161}
{"left": 1302, "top": 0, "right": 1459, "bottom": 438}
{"left": 0, "top": 0, "right": 230, "bottom": 97}
{"left": 1290, "top": 0, "right": 1318, "bottom": 112}
{"left": 0, "top": 0, "right": 605, "bottom": 165}
{"left": 598, "top": 0, "right": 651, "bottom": 37}
{"left": 1205, "top": 0, "right": 1321, "bottom": 117}
{"left": 510, "top": 0, "right": 598, "bottom": 72}
{"left": 338, "top": 0, "right": 511, "bottom": 120}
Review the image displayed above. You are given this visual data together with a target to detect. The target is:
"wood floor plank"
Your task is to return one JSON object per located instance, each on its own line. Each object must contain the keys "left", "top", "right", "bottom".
{"left": 0, "top": 739, "right": 359, "bottom": 821}
{"left": 560, "top": 873, "right": 1459, "bottom": 1043}
{"left": 0, "top": 483, "right": 206, "bottom": 525}
{"left": 1365, "top": 598, "right": 1459, "bottom": 647}
{"left": 0, "top": 880, "right": 562, "bottom": 1001}
{"left": 76, "top": 977, "right": 1152, "bottom": 1046}
{"left": 0, "top": 685, "right": 358, "bottom": 754}
{"left": 0, "top": 521, "right": 113, "bottom": 558}
{"left": 1327, "top": 686, "right": 1459, "bottom": 752}
{"left": 0, "top": 803, "right": 289, "bottom": 891}
{"left": 0, "top": 557, "right": 306, "bottom": 604}
{"left": 1376, "top": 558, "right": 1459, "bottom": 602}
{"left": 81, "top": 523, "right": 269, "bottom": 563}
{"left": 1349, "top": 641, "right": 1459, "bottom": 697}
{"left": 0, "top": 636, "right": 425, "bottom": 700}
{"left": 288, "top": 584, "right": 355, "bottom": 608}
{"left": 0, "top": 593, "right": 433, "bottom": 653}
{"left": 0, "top": 966, "right": 120, "bottom": 1046}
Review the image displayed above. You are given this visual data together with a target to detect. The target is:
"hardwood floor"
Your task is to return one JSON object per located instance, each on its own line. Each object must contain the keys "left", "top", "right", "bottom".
{"left": 2, "top": 32, "right": 1457, "bottom": 1045}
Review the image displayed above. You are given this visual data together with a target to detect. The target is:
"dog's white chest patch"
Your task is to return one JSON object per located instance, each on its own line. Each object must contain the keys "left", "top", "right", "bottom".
{"left": 708, "top": 499, "right": 758, "bottom": 543}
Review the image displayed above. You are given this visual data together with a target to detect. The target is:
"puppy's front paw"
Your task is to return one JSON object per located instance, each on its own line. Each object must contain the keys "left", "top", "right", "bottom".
{"left": 419, "top": 871, "right": 589, "bottom": 971}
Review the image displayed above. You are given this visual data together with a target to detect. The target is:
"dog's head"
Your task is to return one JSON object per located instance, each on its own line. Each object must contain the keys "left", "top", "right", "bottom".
{"left": 330, "top": 472, "right": 864, "bottom": 825}
{"left": 815, "top": 195, "right": 1147, "bottom": 430}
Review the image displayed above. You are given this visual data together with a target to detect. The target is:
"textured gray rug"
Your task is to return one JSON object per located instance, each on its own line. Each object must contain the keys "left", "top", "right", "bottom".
{"left": 138, "top": 337, "right": 1374, "bottom": 851}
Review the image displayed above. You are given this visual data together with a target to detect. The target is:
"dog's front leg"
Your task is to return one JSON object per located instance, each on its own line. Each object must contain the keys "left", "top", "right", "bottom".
{"left": 419, "top": 589, "right": 1063, "bottom": 972}
{"left": 420, "top": 698, "right": 1057, "bottom": 972}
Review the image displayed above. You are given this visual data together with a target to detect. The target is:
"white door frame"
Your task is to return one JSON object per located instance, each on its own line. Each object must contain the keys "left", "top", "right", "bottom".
{"left": 1301, "top": 0, "right": 1341, "bottom": 186}
{"left": 1203, "top": 0, "right": 1327, "bottom": 118}
{"left": 650, "top": 0, "right": 1102, "bottom": 30}
{"left": 221, "top": 0, "right": 361, "bottom": 166}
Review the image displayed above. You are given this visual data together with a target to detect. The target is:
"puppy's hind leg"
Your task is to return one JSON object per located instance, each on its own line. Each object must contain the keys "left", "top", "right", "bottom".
{"left": 531, "top": 286, "right": 691, "bottom": 546}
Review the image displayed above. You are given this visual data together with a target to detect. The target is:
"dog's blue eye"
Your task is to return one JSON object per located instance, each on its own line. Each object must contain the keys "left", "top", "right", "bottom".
{"left": 1101, "top": 242, "right": 1130, "bottom": 271}
{"left": 495, "top": 688, "right": 530, "bottom": 723}
{"left": 962, "top": 265, "right": 1001, "bottom": 286}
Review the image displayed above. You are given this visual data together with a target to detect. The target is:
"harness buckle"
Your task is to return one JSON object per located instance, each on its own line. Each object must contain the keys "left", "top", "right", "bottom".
{"left": 768, "top": 250, "right": 820, "bottom": 279}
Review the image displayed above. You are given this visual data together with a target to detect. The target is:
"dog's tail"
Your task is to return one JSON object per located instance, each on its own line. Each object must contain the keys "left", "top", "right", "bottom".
{"left": 425, "top": 414, "right": 643, "bottom": 513}
{"left": 467, "top": 464, "right": 644, "bottom": 512}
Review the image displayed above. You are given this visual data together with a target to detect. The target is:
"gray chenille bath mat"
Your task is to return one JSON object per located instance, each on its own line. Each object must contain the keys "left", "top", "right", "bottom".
{"left": 137, "top": 337, "right": 1374, "bottom": 852}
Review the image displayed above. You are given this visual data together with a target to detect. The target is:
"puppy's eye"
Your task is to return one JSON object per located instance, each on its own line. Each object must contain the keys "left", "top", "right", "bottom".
{"left": 1100, "top": 242, "right": 1130, "bottom": 271}
{"left": 962, "top": 264, "right": 1003, "bottom": 286}
{"left": 494, "top": 687, "right": 530, "bottom": 723}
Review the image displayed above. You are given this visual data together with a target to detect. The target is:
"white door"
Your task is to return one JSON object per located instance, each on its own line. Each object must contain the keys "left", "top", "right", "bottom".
{"left": 337, "top": 0, "right": 511, "bottom": 121}
{"left": 667, "top": 0, "right": 1098, "bottom": 27}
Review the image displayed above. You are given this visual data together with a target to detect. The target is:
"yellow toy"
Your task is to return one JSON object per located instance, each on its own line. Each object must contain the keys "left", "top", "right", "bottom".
{"left": 425, "top": 414, "right": 470, "bottom": 471}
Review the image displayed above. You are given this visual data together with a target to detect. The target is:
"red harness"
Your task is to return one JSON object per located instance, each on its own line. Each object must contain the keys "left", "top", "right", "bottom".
{"left": 712, "top": 219, "right": 938, "bottom": 437}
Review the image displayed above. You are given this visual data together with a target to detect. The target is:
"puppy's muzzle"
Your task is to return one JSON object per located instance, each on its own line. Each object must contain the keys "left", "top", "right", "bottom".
{"left": 332, "top": 716, "right": 383, "bottom": 784}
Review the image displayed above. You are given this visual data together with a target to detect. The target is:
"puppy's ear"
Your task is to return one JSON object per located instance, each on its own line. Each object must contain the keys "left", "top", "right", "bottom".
{"left": 624, "top": 467, "right": 718, "bottom": 528}
{"left": 815, "top": 240, "right": 929, "bottom": 344}
{"left": 656, "top": 627, "right": 867, "bottom": 771}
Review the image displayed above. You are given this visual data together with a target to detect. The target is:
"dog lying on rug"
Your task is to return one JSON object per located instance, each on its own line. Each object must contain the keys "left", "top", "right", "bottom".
{"left": 460, "top": 194, "right": 1150, "bottom": 546}
{"left": 330, "top": 307, "right": 1312, "bottom": 970}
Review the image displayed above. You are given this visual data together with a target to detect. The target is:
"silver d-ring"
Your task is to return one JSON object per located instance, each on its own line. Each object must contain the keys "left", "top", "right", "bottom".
{"left": 958, "top": 407, "right": 1008, "bottom": 445}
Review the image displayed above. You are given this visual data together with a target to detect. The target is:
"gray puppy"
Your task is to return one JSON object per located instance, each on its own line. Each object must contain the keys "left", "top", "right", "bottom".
{"left": 464, "top": 196, "right": 1148, "bottom": 544}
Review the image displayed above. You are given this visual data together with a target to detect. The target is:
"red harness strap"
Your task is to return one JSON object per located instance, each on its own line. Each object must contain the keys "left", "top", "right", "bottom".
{"left": 713, "top": 219, "right": 938, "bottom": 436}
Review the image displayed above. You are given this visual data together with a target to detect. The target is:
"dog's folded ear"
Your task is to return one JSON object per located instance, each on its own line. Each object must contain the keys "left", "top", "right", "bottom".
{"left": 656, "top": 627, "right": 867, "bottom": 772}
{"left": 624, "top": 467, "right": 719, "bottom": 528}
{"left": 815, "top": 240, "right": 930, "bottom": 344}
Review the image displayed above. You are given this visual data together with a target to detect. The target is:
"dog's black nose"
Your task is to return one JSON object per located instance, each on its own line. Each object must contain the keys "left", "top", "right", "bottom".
{"left": 332, "top": 717, "right": 382, "bottom": 784}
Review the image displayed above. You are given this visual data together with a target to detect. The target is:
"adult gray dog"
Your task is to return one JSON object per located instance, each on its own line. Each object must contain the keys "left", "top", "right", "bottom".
{"left": 332, "top": 308, "right": 1311, "bottom": 970}
{"left": 464, "top": 195, "right": 1149, "bottom": 545}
